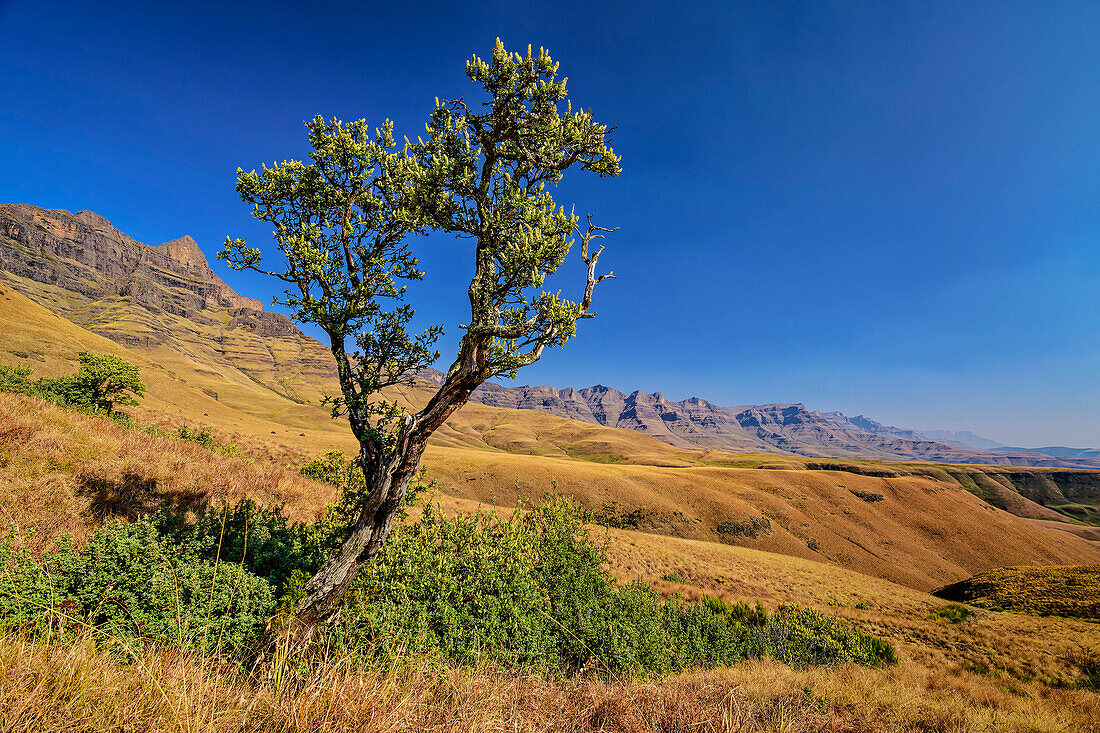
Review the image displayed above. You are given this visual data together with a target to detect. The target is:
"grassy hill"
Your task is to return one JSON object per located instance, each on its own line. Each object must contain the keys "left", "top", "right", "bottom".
{"left": 2, "top": 283, "right": 1098, "bottom": 595}
{"left": 2, "top": 390, "right": 1100, "bottom": 731}
{"left": 935, "top": 565, "right": 1100, "bottom": 621}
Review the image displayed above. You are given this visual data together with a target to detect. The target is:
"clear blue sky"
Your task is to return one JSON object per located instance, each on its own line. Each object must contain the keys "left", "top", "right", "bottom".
{"left": 2, "top": 1, "right": 1098, "bottom": 447}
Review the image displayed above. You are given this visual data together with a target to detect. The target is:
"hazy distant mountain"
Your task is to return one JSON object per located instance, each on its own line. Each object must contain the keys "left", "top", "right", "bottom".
{"left": 998, "top": 446, "right": 1100, "bottom": 459}
{"left": 920, "top": 429, "right": 1006, "bottom": 451}
{"left": 819, "top": 412, "right": 929, "bottom": 442}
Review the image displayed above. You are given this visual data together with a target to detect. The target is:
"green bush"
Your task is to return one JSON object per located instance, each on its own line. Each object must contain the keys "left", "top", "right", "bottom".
{"left": 176, "top": 425, "right": 240, "bottom": 456}
{"left": 0, "top": 363, "right": 34, "bottom": 394}
{"left": 0, "top": 520, "right": 273, "bottom": 655}
{"left": 930, "top": 603, "right": 972, "bottom": 624}
{"left": 0, "top": 485, "right": 896, "bottom": 676}
{"left": 0, "top": 352, "right": 144, "bottom": 422}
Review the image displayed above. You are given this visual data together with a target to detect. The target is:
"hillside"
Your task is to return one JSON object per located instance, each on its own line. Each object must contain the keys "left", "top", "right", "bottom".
{"left": 5, "top": 203, "right": 1097, "bottom": 470}
{"left": 3, "top": 283, "right": 1099, "bottom": 593}
{"left": 3, "top": 389, "right": 1099, "bottom": 692}
{"left": 934, "top": 565, "right": 1100, "bottom": 621}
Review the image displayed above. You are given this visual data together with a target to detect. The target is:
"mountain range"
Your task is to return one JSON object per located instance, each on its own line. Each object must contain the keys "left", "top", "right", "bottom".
{"left": 2, "top": 202, "right": 1099, "bottom": 593}
{"left": 2, "top": 202, "right": 1097, "bottom": 470}
{"left": 433, "top": 374, "right": 1100, "bottom": 468}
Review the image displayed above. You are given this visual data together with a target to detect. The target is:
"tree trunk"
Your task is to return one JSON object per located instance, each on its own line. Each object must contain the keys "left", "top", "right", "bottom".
{"left": 293, "top": 428, "right": 429, "bottom": 625}
{"left": 292, "top": 351, "right": 483, "bottom": 626}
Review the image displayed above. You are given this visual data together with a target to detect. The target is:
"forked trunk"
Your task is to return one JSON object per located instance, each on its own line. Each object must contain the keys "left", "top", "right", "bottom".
{"left": 294, "top": 434, "right": 428, "bottom": 625}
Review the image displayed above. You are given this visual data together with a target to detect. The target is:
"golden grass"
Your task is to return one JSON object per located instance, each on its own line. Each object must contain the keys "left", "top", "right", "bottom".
{"left": 935, "top": 564, "right": 1100, "bottom": 620}
{"left": 0, "top": 630, "right": 1097, "bottom": 733}
{"left": 3, "top": 283, "right": 1099, "bottom": 593}
{"left": 0, "top": 392, "right": 333, "bottom": 547}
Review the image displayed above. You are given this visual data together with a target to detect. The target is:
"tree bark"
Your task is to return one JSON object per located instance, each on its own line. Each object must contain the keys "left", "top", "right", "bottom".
{"left": 293, "top": 365, "right": 481, "bottom": 625}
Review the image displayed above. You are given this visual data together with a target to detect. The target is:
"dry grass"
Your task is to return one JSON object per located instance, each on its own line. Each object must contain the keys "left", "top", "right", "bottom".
{"left": 0, "top": 392, "right": 333, "bottom": 547}
{"left": 4, "top": 290, "right": 1100, "bottom": 729}
{"left": 935, "top": 565, "right": 1100, "bottom": 620}
{"left": 0, "top": 631, "right": 1098, "bottom": 733}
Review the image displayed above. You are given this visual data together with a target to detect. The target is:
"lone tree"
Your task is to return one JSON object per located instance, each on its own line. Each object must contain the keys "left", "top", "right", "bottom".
{"left": 65, "top": 351, "right": 146, "bottom": 415}
{"left": 221, "top": 40, "right": 620, "bottom": 624}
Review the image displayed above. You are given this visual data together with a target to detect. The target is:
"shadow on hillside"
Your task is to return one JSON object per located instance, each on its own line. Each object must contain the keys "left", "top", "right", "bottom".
{"left": 78, "top": 472, "right": 206, "bottom": 520}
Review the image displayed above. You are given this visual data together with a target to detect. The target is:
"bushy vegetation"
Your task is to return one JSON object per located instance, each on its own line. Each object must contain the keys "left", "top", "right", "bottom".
{"left": 586, "top": 501, "right": 654, "bottom": 529}
{"left": 0, "top": 352, "right": 144, "bottom": 424}
{"left": 935, "top": 565, "right": 1100, "bottom": 621}
{"left": 930, "top": 603, "right": 973, "bottom": 624}
{"left": 0, "top": 520, "right": 273, "bottom": 655}
{"left": 0, "top": 456, "right": 897, "bottom": 676}
{"left": 177, "top": 424, "right": 241, "bottom": 457}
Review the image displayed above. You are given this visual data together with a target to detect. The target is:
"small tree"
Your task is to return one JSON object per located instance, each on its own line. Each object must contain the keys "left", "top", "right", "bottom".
{"left": 221, "top": 40, "right": 620, "bottom": 624}
{"left": 63, "top": 351, "right": 146, "bottom": 415}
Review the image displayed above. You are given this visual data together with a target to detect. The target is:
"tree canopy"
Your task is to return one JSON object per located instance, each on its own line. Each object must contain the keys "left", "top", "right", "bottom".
{"left": 221, "top": 40, "right": 620, "bottom": 623}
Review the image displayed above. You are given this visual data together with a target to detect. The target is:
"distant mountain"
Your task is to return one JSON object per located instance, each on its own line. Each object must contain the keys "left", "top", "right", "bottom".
{"left": 819, "top": 412, "right": 930, "bottom": 442}
{"left": 417, "top": 368, "right": 1100, "bottom": 468}
{"left": 3, "top": 202, "right": 1098, "bottom": 470}
{"left": 999, "top": 446, "right": 1100, "bottom": 460}
{"left": 0, "top": 204, "right": 335, "bottom": 406}
{"left": 919, "top": 429, "right": 1006, "bottom": 451}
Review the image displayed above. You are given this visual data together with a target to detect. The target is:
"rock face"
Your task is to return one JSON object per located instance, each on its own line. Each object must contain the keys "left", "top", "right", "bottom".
{"left": 416, "top": 368, "right": 1100, "bottom": 468}
{"left": 0, "top": 204, "right": 335, "bottom": 403}
{"left": 3, "top": 202, "right": 1096, "bottom": 469}
{"left": 0, "top": 205, "right": 266, "bottom": 317}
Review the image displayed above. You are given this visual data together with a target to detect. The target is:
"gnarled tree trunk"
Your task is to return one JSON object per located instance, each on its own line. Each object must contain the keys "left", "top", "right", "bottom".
{"left": 293, "top": 370, "right": 480, "bottom": 625}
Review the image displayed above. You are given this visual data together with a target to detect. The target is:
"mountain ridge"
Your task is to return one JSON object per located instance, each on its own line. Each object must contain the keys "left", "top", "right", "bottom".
{"left": 414, "top": 368, "right": 1100, "bottom": 468}
{"left": 2, "top": 202, "right": 1096, "bottom": 469}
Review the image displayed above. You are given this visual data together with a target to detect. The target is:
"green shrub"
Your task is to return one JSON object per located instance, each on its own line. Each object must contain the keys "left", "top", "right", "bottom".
{"left": 177, "top": 425, "right": 240, "bottom": 456}
{"left": 0, "top": 363, "right": 34, "bottom": 394}
{"left": 0, "top": 353, "right": 144, "bottom": 421}
{"left": 0, "top": 486, "right": 896, "bottom": 676}
{"left": 0, "top": 520, "right": 273, "bottom": 655}
{"left": 930, "top": 603, "right": 972, "bottom": 624}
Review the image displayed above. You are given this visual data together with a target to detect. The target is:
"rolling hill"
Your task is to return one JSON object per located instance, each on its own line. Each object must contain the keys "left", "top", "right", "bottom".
{"left": 1, "top": 203, "right": 1099, "bottom": 595}
{"left": 5, "top": 202, "right": 1097, "bottom": 469}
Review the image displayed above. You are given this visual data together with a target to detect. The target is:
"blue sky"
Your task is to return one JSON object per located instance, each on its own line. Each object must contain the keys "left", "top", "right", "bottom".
{"left": 1, "top": 1, "right": 1098, "bottom": 447}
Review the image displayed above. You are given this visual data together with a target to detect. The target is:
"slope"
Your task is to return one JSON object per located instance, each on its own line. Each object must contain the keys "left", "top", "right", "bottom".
{"left": 2, "top": 285, "right": 1098, "bottom": 592}
{"left": 2, "top": 391, "right": 1098, "bottom": 690}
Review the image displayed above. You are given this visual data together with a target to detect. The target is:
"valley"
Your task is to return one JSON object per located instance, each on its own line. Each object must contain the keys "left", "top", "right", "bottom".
{"left": 1, "top": 205, "right": 1098, "bottom": 595}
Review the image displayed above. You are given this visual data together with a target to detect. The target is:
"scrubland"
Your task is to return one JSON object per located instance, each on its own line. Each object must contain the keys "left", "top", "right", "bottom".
{"left": 1, "top": 391, "right": 1099, "bottom": 731}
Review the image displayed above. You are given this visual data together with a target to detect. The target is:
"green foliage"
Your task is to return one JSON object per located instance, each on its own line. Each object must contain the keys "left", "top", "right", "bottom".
{"left": 221, "top": 40, "right": 620, "bottom": 464}
{"left": 415, "top": 40, "right": 622, "bottom": 379}
{"left": 299, "top": 449, "right": 356, "bottom": 487}
{"left": 0, "top": 489, "right": 895, "bottom": 676}
{"left": 176, "top": 425, "right": 240, "bottom": 456}
{"left": 220, "top": 114, "right": 440, "bottom": 450}
{"left": 0, "top": 520, "right": 273, "bottom": 655}
{"left": 0, "top": 352, "right": 144, "bottom": 420}
{"left": 661, "top": 571, "right": 689, "bottom": 584}
{"left": 0, "top": 363, "right": 34, "bottom": 393}
{"left": 322, "top": 495, "right": 895, "bottom": 675}
{"left": 55, "top": 351, "right": 145, "bottom": 415}
{"left": 930, "top": 603, "right": 973, "bottom": 624}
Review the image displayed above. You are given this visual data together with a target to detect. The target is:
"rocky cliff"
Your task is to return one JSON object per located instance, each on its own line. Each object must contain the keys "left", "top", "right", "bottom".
{"left": 0, "top": 204, "right": 335, "bottom": 404}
